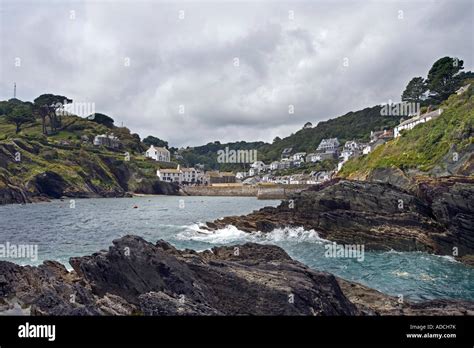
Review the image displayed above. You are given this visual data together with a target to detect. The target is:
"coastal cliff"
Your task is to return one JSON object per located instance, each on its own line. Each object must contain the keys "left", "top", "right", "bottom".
{"left": 1, "top": 235, "right": 472, "bottom": 316}
{"left": 0, "top": 139, "right": 179, "bottom": 205}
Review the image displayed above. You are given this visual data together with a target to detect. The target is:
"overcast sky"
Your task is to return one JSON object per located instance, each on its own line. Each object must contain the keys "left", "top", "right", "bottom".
{"left": 1, "top": 0, "right": 472, "bottom": 147}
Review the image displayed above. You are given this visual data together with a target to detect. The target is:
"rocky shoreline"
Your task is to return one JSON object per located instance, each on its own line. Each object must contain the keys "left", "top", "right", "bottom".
{"left": 1, "top": 235, "right": 472, "bottom": 316}
{"left": 205, "top": 177, "right": 474, "bottom": 265}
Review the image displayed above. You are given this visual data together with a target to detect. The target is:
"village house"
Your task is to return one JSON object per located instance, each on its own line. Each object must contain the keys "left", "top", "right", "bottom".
{"left": 279, "top": 159, "right": 292, "bottom": 169}
{"left": 292, "top": 152, "right": 306, "bottom": 161}
{"left": 181, "top": 167, "right": 198, "bottom": 184}
{"left": 157, "top": 166, "right": 182, "bottom": 183}
{"left": 251, "top": 161, "right": 266, "bottom": 173}
{"left": 270, "top": 161, "right": 280, "bottom": 171}
{"left": 145, "top": 145, "right": 171, "bottom": 162}
{"left": 317, "top": 138, "right": 340, "bottom": 153}
{"left": 206, "top": 171, "right": 236, "bottom": 184}
{"left": 157, "top": 165, "right": 202, "bottom": 184}
{"left": 291, "top": 159, "right": 304, "bottom": 167}
{"left": 370, "top": 129, "right": 394, "bottom": 143}
{"left": 93, "top": 133, "right": 120, "bottom": 148}
{"left": 360, "top": 129, "right": 394, "bottom": 155}
{"left": 306, "top": 153, "right": 321, "bottom": 163}
{"left": 394, "top": 109, "right": 443, "bottom": 137}
{"left": 235, "top": 172, "right": 247, "bottom": 180}
{"left": 281, "top": 147, "right": 293, "bottom": 159}
{"left": 311, "top": 170, "right": 332, "bottom": 183}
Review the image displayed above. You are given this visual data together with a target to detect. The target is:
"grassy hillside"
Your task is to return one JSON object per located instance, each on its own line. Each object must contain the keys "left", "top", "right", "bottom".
{"left": 339, "top": 83, "right": 474, "bottom": 178}
{"left": 0, "top": 110, "right": 178, "bottom": 203}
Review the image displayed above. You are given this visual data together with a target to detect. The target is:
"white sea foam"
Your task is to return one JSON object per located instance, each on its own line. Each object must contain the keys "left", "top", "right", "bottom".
{"left": 176, "top": 224, "right": 327, "bottom": 245}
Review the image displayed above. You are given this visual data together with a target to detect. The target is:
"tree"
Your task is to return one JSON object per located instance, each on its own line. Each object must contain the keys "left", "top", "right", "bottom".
{"left": 143, "top": 135, "right": 168, "bottom": 148}
{"left": 426, "top": 57, "right": 464, "bottom": 102}
{"left": 33, "top": 94, "right": 72, "bottom": 134}
{"left": 86, "top": 113, "right": 114, "bottom": 128}
{"left": 401, "top": 77, "right": 427, "bottom": 103}
{"left": 6, "top": 105, "right": 35, "bottom": 133}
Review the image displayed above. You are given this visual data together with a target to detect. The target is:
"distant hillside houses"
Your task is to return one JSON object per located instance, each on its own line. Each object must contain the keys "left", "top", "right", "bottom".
{"left": 337, "top": 140, "right": 367, "bottom": 171}
{"left": 394, "top": 109, "right": 443, "bottom": 137}
{"left": 93, "top": 133, "right": 120, "bottom": 148}
{"left": 145, "top": 145, "right": 171, "bottom": 162}
{"left": 361, "top": 129, "right": 394, "bottom": 155}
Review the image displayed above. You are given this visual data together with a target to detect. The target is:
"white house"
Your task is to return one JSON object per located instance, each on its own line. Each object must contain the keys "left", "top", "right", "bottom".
{"left": 311, "top": 171, "right": 331, "bottom": 182}
{"left": 181, "top": 167, "right": 198, "bottom": 183}
{"left": 157, "top": 165, "right": 200, "bottom": 184}
{"left": 363, "top": 145, "right": 372, "bottom": 155}
{"left": 279, "top": 159, "right": 291, "bottom": 169}
{"left": 306, "top": 153, "right": 321, "bottom": 163}
{"left": 292, "top": 152, "right": 306, "bottom": 161}
{"left": 93, "top": 134, "right": 120, "bottom": 148}
{"left": 270, "top": 161, "right": 280, "bottom": 171}
{"left": 146, "top": 145, "right": 171, "bottom": 162}
{"left": 157, "top": 166, "right": 182, "bottom": 183}
{"left": 394, "top": 109, "right": 443, "bottom": 137}
{"left": 344, "top": 141, "right": 359, "bottom": 151}
{"left": 251, "top": 161, "right": 266, "bottom": 173}
{"left": 317, "top": 138, "right": 340, "bottom": 153}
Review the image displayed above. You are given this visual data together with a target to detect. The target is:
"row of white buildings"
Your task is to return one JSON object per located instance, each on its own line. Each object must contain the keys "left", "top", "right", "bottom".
{"left": 157, "top": 165, "right": 204, "bottom": 184}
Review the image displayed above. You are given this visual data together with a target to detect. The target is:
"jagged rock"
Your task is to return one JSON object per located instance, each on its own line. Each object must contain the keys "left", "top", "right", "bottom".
{"left": 70, "top": 235, "right": 359, "bottom": 315}
{"left": 206, "top": 179, "right": 474, "bottom": 261}
{"left": 1, "top": 235, "right": 473, "bottom": 316}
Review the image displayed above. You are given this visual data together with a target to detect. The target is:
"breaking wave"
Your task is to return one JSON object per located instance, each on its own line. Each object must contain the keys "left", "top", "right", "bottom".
{"left": 176, "top": 224, "right": 327, "bottom": 245}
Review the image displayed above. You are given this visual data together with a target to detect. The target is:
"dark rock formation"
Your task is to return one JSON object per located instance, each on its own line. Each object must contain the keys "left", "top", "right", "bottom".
{"left": 30, "top": 171, "right": 69, "bottom": 199}
{"left": 1, "top": 235, "right": 472, "bottom": 316}
{"left": 69, "top": 236, "right": 358, "bottom": 316}
{"left": 205, "top": 179, "right": 474, "bottom": 261}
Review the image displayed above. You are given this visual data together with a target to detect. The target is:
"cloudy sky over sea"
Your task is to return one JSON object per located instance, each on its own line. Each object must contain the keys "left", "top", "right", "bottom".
{"left": 1, "top": 0, "right": 473, "bottom": 147}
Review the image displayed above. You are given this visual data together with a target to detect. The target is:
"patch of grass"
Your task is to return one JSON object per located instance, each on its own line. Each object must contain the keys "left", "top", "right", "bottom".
{"left": 339, "top": 85, "right": 474, "bottom": 177}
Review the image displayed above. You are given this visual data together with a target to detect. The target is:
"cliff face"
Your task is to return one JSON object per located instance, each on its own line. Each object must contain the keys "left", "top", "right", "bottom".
{"left": 206, "top": 178, "right": 474, "bottom": 264}
{"left": 0, "top": 139, "right": 179, "bottom": 204}
{"left": 1, "top": 235, "right": 472, "bottom": 316}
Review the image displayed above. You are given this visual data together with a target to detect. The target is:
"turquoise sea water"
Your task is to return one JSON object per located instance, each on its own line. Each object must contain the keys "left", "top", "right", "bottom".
{"left": 0, "top": 196, "right": 472, "bottom": 302}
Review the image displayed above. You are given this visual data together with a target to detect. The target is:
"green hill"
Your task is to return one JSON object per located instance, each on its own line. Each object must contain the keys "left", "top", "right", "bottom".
{"left": 257, "top": 105, "right": 403, "bottom": 163}
{"left": 178, "top": 106, "right": 404, "bottom": 170}
{"left": 0, "top": 106, "right": 179, "bottom": 204}
{"left": 339, "top": 83, "right": 474, "bottom": 179}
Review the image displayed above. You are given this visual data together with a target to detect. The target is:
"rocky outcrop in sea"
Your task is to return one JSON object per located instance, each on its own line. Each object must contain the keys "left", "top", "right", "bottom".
{"left": 1, "top": 235, "right": 473, "bottom": 316}
{"left": 205, "top": 178, "right": 474, "bottom": 265}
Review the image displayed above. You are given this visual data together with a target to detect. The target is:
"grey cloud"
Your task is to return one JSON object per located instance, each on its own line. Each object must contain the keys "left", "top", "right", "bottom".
{"left": 1, "top": 0, "right": 472, "bottom": 147}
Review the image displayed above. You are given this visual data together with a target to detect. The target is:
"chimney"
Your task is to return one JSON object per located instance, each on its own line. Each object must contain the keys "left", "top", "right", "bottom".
{"left": 177, "top": 164, "right": 180, "bottom": 171}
